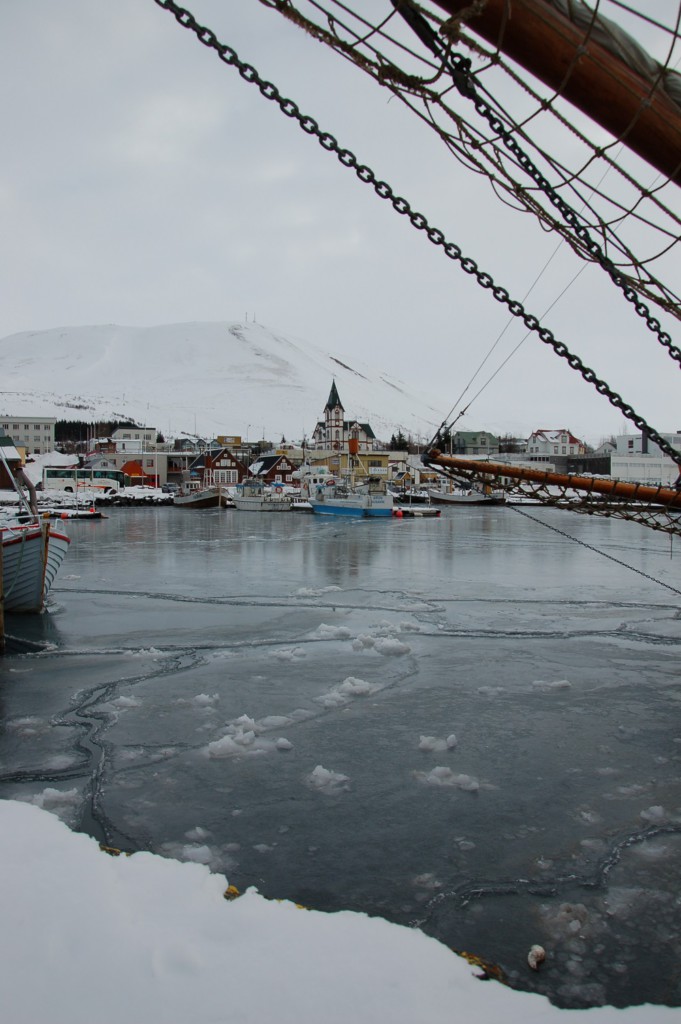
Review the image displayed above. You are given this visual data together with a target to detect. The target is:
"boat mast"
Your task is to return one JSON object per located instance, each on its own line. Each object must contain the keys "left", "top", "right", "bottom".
{"left": 432, "top": 0, "right": 681, "bottom": 183}
{"left": 0, "top": 441, "right": 38, "bottom": 521}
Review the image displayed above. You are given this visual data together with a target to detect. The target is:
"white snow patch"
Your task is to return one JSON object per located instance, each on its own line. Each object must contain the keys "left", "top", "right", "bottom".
{"left": 314, "top": 623, "right": 352, "bottom": 640}
{"left": 315, "top": 676, "right": 379, "bottom": 708}
{"left": 272, "top": 647, "right": 307, "bottom": 661}
{"left": 185, "top": 826, "right": 212, "bottom": 842}
{"left": 306, "top": 765, "right": 350, "bottom": 794}
{"left": 111, "top": 695, "right": 141, "bottom": 709}
{"left": 418, "top": 734, "right": 457, "bottom": 752}
{"left": 192, "top": 693, "right": 219, "bottom": 707}
{"left": 373, "top": 637, "right": 411, "bottom": 657}
{"left": 640, "top": 805, "right": 667, "bottom": 823}
{"left": 352, "top": 634, "right": 376, "bottom": 650}
{"left": 415, "top": 768, "right": 480, "bottom": 792}
{"left": 205, "top": 713, "right": 293, "bottom": 759}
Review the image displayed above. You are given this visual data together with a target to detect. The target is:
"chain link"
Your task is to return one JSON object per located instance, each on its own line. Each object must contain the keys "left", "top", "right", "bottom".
{"left": 152, "top": 0, "right": 681, "bottom": 467}
{"left": 392, "top": 5, "right": 681, "bottom": 367}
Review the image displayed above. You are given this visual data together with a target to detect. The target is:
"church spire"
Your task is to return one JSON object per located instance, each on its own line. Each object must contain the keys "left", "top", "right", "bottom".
{"left": 325, "top": 380, "right": 344, "bottom": 412}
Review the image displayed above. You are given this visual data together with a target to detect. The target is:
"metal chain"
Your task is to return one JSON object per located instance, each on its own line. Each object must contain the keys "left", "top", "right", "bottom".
{"left": 392, "top": 0, "right": 681, "bottom": 368}
{"left": 151, "top": 0, "right": 681, "bottom": 467}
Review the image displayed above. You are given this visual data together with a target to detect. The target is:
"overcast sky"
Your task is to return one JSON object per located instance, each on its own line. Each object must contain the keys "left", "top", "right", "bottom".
{"left": 2, "top": 1, "right": 679, "bottom": 444}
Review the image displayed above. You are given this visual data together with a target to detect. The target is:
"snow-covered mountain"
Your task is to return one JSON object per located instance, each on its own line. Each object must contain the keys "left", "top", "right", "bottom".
{"left": 1, "top": 321, "right": 447, "bottom": 443}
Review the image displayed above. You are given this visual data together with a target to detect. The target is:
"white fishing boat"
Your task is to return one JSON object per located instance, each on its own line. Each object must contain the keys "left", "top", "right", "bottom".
{"left": 1, "top": 518, "right": 70, "bottom": 613}
{"left": 232, "top": 477, "right": 291, "bottom": 511}
{"left": 0, "top": 433, "right": 71, "bottom": 612}
{"left": 427, "top": 485, "right": 506, "bottom": 506}
{"left": 173, "top": 483, "right": 231, "bottom": 509}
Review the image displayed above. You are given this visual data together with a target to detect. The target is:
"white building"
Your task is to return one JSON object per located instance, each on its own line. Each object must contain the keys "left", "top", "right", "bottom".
{"left": 111, "top": 426, "right": 157, "bottom": 452}
{"left": 0, "top": 416, "right": 56, "bottom": 455}
{"left": 612, "top": 432, "right": 681, "bottom": 485}
{"left": 615, "top": 431, "right": 681, "bottom": 458}
{"left": 526, "top": 428, "right": 585, "bottom": 461}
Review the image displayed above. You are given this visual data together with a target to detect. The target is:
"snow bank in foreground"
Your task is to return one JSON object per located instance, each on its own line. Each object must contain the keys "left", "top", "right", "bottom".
{"left": 0, "top": 801, "right": 675, "bottom": 1024}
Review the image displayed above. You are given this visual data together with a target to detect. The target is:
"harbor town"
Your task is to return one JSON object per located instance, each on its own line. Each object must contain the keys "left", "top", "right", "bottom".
{"left": 2, "top": 382, "right": 680, "bottom": 512}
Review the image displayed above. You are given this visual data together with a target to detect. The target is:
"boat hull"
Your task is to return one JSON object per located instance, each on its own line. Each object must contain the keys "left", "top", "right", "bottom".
{"left": 309, "top": 498, "right": 393, "bottom": 518}
{"left": 1, "top": 521, "right": 70, "bottom": 613}
{"left": 233, "top": 497, "right": 291, "bottom": 511}
{"left": 427, "top": 489, "right": 506, "bottom": 506}
{"left": 173, "top": 488, "right": 229, "bottom": 509}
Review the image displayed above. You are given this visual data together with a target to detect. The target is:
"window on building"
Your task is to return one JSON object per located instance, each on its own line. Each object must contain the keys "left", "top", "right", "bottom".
{"left": 24, "top": 424, "right": 30, "bottom": 430}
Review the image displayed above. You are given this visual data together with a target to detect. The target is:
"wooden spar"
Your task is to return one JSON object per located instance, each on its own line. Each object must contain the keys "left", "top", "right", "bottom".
{"left": 423, "top": 450, "right": 681, "bottom": 507}
{"left": 432, "top": 0, "right": 681, "bottom": 184}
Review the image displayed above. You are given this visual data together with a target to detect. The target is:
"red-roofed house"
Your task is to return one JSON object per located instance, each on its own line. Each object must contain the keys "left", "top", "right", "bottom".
{"left": 527, "top": 429, "right": 585, "bottom": 462}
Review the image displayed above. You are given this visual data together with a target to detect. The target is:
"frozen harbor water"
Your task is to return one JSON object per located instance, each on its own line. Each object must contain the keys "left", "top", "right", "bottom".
{"left": 1, "top": 505, "right": 680, "bottom": 1009}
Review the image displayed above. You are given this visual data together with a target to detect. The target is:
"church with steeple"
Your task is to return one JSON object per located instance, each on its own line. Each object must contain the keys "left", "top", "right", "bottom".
{"left": 310, "top": 381, "right": 377, "bottom": 452}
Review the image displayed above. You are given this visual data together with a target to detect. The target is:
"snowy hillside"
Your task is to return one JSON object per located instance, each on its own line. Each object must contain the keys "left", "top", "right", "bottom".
{"left": 0, "top": 321, "right": 449, "bottom": 443}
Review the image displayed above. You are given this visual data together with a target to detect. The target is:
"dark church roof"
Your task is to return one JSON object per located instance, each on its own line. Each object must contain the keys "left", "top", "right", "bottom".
{"left": 325, "top": 380, "right": 343, "bottom": 412}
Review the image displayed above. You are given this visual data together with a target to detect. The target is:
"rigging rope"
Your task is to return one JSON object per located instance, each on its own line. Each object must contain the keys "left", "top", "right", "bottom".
{"left": 424, "top": 453, "right": 681, "bottom": 537}
{"left": 260, "top": 0, "right": 681, "bottom": 321}
{"left": 152, "top": 0, "right": 681, "bottom": 469}
{"left": 391, "top": 0, "right": 681, "bottom": 367}
{"left": 509, "top": 503, "right": 681, "bottom": 596}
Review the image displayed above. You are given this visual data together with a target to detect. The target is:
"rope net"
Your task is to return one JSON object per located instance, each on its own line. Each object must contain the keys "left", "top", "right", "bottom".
{"left": 258, "top": 0, "right": 681, "bottom": 322}
{"left": 423, "top": 452, "right": 681, "bottom": 535}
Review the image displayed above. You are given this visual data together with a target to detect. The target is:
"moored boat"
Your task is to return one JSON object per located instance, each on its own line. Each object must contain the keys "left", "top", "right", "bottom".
{"left": 173, "top": 484, "right": 231, "bottom": 509}
{"left": 305, "top": 472, "right": 394, "bottom": 518}
{"left": 232, "top": 477, "right": 291, "bottom": 511}
{"left": 427, "top": 486, "right": 506, "bottom": 506}
{"left": 1, "top": 518, "right": 70, "bottom": 613}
